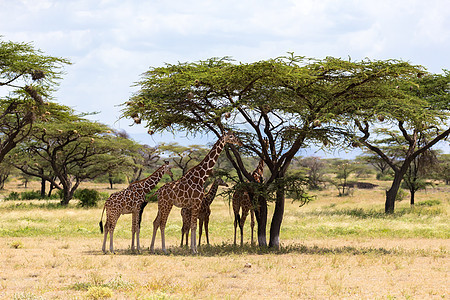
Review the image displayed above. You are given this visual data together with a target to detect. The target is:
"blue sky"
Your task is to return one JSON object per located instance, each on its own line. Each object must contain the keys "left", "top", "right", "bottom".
{"left": 1, "top": 0, "right": 449, "bottom": 156}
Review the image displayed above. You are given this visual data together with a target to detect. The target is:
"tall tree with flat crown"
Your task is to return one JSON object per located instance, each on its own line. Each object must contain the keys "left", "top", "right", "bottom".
{"left": 122, "top": 55, "right": 429, "bottom": 247}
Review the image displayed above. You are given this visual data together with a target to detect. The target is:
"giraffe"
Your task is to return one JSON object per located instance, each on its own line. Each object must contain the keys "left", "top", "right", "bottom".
{"left": 99, "top": 161, "right": 173, "bottom": 254}
{"left": 150, "top": 131, "right": 242, "bottom": 254}
{"left": 233, "top": 141, "right": 267, "bottom": 246}
{"left": 180, "top": 177, "right": 228, "bottom": 247}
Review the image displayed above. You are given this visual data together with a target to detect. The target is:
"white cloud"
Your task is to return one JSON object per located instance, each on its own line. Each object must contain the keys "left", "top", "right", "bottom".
{"left": 1, "top": 0, "right": 449, "bottom": 149}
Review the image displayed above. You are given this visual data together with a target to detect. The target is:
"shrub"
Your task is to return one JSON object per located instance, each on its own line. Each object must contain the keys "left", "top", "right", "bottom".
{"left": 75, "top": 188, "right": 101, "bottom": 208}
{"left": 416, "top": 199, "right": 441, "bottom": 207}
{"left": 10, "top": 241, "right": 23, "bottom": 249}
{"left": 376, "top": 173, "right": 394, "bottom": 181}
{"left": 85, "top": 286, "right": 113, "bottom": 300}
{"left": 395, "top": 188, "right": 408, "bottom": 202}
{"left": 5, "top": 191, "right": 20, "bottom": 200}
{"left": 20, "top": 190, "right": 42, "bottom": 200}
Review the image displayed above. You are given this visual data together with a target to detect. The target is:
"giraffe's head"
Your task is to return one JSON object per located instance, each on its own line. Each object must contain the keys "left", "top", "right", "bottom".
{"left": 223, "top": 131, "right": 243, "bottom": 146}
{"left": 216, "top": 177, "right": 229, "bottom": 187}
{"left": 162, "top": 160, "right": 174, "bottom": 180}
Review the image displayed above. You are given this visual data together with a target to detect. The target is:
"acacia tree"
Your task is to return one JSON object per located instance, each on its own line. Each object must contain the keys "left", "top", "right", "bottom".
{"left": 122, "top": 55, "right": 425, "bottom": 247}
{"left": 326, "top": 159, "right": 359, "bottom": 196}
{"left": 159, "top": 143, "right": 207, "bottom": 177}
{"left": 295, "top": 156, "right": 326, "bottom": 190}
{"left": 357, "top": 152, "right": 391, "bottom": 179}
{"left": 0, "top": 38, "right": 70, "bottom": 162}
{"left": 110, "top": 129, "right": 161, "bottom": 184}
{"left": 433, "top": 153, "right": 450, "bottom": 185}
{"left": 402, "top": 149, "right": 436, "bottom": 206}
{"left": 349, "top": 71, "right": 450, "bottom": 213}
{"left": 11, "top": 117, "right": 132, "bottom": 205}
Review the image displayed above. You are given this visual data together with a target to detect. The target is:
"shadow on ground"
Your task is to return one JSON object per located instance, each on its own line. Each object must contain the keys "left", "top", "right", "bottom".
{"left": 84, "top": 242, "right": 442, "bottom": 257}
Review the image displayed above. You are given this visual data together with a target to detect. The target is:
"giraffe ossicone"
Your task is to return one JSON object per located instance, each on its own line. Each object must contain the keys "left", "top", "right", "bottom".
{"left": 99, "top": 161, "right": 173, "bottom": 254}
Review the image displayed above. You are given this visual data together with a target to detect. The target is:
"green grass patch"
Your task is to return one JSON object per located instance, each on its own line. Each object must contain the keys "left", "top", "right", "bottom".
{"left": 416, "top": 199, "right": 441, "bottom": 207}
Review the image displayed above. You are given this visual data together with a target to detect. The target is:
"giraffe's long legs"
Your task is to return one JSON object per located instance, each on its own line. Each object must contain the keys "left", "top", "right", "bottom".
{"left": 198, "top": 218, "right": 203, "bottom": 246}
{"left": 131, "top": 212, "right": 142, "bottom": 253}
{"left": 102, "top": 226, "right": 108, "bottom": 253}
{"left": 250, "top": 209, "right": 255, "bottom": 246}
{"left": 131, "top": 213, "right": 137, "bottom": 252}
{"left": 151, "top": 204, "right": 176, "bottom": 254}
{"left": 150, "top": 212, "right": 160, "bottom": 253}
{"left": 109, "top": 228, "right": 114, "bottom": 253}
{"left": 204, "top": 216, "right": 210, "bottom": 245}
{"left": 136, "top": 224, "right": 141, "bottom": 252}
{"left": 190, "top": 208, "right": 199, "bottom": 254}
{"left": 180, "top": 209, "right": 190, "bottom": 247}
{"left": 233, "top": 213, "right": 239, "bottom": 246}
{"left": 159, "top": 211, "right": 171, "bottom": 254}
{"left": 240, "top": 208, "right": 249, "bottom": 247}
{"left": 103, "top": 217, "right": 117, "bottom": 254}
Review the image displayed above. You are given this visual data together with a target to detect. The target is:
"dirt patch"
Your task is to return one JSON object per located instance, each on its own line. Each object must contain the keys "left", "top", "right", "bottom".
{"left": 0, "top": 237, "right": 448, "bottom": 299}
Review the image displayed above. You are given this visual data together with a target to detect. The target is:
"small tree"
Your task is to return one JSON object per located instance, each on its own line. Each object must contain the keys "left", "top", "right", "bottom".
{"left": 402, "top": 147, "right": 437, "bottom": 206}
{"left": 432, "top": 153, "right": 450, "bottom": 185}
{"left": 327, "top": 159, "right": 358, "bottom": 196}
{"left": 11, "top": 117, "right": 133, "bottom": 205}
{"left": 349, "top": 71, "right": 450, "bottom": 213}
{"left": 159, "top": 143, "right": 208, "bottom": 177}
{"left": 295, "top": 156, "right": 326, "bottom": 190}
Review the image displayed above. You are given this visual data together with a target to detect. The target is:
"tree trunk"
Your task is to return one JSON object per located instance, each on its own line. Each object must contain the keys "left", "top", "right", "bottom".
{"left": 0, "top": 174, "right": 8, "bottom": 189}
{"left": 269, "top": 187, "right": 285, "bottom": 249}
{"left": 254, "top": 195, "right": 267, "bottom": 247}
{"left": 60, "top": 185, "right": 74, "bottom": 206}
{"left": 410, "top": 190, "right": 415, "bottom": 207}
{"left": 109, "top": 174, "right": 114, "bottom": 189}
{"left": 47, "top": 183, "right": 55, "bottom": 198}
{"left": 385, "top": 172, "right": 404, "bottom": 214}
{"left": 40, "top": 178, "right": 46, "bottom": 198}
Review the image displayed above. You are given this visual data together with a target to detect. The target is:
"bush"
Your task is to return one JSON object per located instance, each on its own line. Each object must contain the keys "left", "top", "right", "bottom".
{"left": 85, "top": 286, "right": 113, "bottom": 300}
{"left": 20, "top": 190, "right": 42, "bottom": 200}
{"left": 5, "top": 191, "right": 20, "bottom": 200}
{"left": 416, "top": 199, "right": 441, "bottom": 207}
{"left": 376, "top": 173, "right": 394, "bottom": 181}
{"left": 5, "top": 190, "right": 61, "bottom": 201}
{"left": 75, "top": 188, "right": 101, "bottom": 208}
{"left": 395, "top": 188, "right": 408, "bottom": 202}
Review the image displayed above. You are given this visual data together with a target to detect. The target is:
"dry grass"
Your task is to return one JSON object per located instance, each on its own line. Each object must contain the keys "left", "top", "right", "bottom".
{"left": 0, "top": 178, "right": 449, "bottom": 299}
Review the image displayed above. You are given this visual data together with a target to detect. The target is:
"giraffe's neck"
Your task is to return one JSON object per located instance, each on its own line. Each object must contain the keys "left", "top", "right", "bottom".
{"left": 131, "top": 165, "right": 166, "bottom": 194}
{"left": 251, "top": 158, "right": 264, "bottom": 183}
{"left": 185, "top": 137, "right": 226, "bottom": 185}
{"left": 204, "top": 180, "right": 220, "bottom": 206}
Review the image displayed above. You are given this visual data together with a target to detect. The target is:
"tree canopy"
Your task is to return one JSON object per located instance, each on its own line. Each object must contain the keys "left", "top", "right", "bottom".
{"left": 0, "top": 38, "right": 71, "bottom": 162}
{"left": 122, "top": 54, "right": 445, "bottom": 246}
{"left": 10, "top": 115, "right": 134, "bottom": 205}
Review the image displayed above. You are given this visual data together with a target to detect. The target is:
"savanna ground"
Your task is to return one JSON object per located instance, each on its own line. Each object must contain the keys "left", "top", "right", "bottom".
{"left": 0, "top": 178, "right": 448, "bottom": 299}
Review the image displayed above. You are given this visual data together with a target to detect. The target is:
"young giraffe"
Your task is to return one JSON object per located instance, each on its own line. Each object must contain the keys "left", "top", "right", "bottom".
{"left": 180, "top": 177, "right": 228, "bottom": 247}
{"left": 150, "top": 131, "right": 242, "bottom": 254}
{"left": 99, "top": 161, "right": 173, "bottom": 254}
{"left": 233, "top": 140, "right": 267, "bottom": 246}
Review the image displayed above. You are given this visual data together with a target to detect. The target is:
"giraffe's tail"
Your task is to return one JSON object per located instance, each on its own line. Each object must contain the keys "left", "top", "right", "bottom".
{"left": 99, "top": 205, "right": 106, "bottom": 234}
